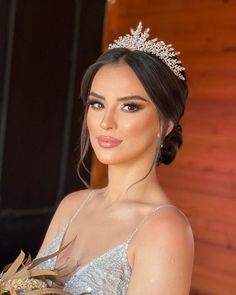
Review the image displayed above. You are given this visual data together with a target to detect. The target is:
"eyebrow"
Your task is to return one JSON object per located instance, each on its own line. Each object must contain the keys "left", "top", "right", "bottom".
{"left": 89, "top": 91, "right": 149, "bottom": 102}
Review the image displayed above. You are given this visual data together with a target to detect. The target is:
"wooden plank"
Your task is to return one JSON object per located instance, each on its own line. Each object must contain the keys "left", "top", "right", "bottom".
{"left": 191, "top": 264, "right": 236, "bottom": 295}
{"left": 104, "top": 0, "right": 236, "bottom": 52}
{"left": 158, "top": 166, "right": 236, "bottom": 200}
{"left": 101, "top": 0, "right": 236, "bottom": 293}
{"left": 193, "top": 240, "right": 236, "bottom": 278}
{"left": 165, "top": 187, "right": 236, "bottom": 226}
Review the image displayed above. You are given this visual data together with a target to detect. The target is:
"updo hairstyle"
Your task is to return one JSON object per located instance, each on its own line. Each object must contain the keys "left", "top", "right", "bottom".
{"left": 78, "top": 48, "right": 188, "bottom": 177}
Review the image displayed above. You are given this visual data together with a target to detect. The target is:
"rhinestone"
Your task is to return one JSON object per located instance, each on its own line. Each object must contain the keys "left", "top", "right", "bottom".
{"left": 108, "top": 22, "right": 185, "bottom": 80}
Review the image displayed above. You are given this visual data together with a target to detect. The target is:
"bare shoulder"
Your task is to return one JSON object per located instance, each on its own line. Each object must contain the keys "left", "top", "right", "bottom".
{"left": 56, "top": 188, "right": 93, "bottom": 226}
{"left": 36, "top": 189, "right": 92, "bottom": 255}
{"left": 128, "top": 205, "right": 195, "bottom": 294}
{"left": 136, "top": 205, "right": 194, "bottom": 250}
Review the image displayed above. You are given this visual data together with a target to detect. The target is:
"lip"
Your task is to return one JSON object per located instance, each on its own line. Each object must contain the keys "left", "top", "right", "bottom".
{"left": 97, "top": 135, "right": 122, "bottom": 148}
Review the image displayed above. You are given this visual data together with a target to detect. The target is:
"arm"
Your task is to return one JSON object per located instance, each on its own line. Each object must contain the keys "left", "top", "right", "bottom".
{"left": 127, "top": 207, "right": 195, "bottom": 295}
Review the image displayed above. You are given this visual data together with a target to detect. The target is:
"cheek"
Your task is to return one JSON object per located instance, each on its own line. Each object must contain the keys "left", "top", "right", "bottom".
{"left": 121, "top": 113, "right": 159, "bottom": 139}
{"left": 86, "top": 108, "right": 159, "bottom": 142}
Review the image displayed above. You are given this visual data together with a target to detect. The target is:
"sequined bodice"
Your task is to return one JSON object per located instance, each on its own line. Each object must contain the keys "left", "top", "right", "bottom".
{"left": 35, "top": 191, "right": 179, "bottom": 294}
{"left": 36, "top": 224, "right": 132, "bottom": 294}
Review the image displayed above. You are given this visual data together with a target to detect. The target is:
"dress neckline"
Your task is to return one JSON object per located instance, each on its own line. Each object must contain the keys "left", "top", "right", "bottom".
{"left": 65, "top": 241, "right": 130, "bottom": 285}
{"left": 53, "top": 191, "right": 177, "bottom": 283}
{"left": 55, "top": 221, "right": 131, "bottom": 280}
{"left": 51, "top": 223, "right": 131, "bottom": 287}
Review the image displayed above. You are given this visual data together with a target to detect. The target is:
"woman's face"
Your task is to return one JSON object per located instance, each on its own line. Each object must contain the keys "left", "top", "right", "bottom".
{"left": 86, "top": 63, "right": 161, "bottom": 166}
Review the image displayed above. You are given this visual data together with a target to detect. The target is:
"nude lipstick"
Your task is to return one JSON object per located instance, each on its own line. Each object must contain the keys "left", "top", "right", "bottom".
{"left": 97, "top": 136, "right": 122, "bottom": 148}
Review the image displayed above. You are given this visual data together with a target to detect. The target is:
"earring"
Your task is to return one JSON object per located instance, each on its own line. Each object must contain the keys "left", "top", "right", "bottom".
{"left": 160, "top": 143, "right": 163, "bottom": 148}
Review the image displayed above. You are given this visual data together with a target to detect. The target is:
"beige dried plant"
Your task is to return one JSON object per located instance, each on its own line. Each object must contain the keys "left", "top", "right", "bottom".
{"left": 0, "top": 242, "right": 78, "bottom": 295}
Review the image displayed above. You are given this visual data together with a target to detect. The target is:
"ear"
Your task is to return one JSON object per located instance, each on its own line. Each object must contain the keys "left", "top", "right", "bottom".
{"left": 165, "top": 121, "right": 174, "bottom": 136}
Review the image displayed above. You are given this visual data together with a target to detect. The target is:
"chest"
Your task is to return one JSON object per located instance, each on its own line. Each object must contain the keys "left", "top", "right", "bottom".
{"left": 35, "top": 228, "right": 132, "bottom": 295}
{"left": 57, "top": 206, "right": 139, "bottom": 269}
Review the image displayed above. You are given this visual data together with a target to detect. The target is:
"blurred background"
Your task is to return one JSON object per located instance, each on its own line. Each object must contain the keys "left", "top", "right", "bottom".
{"left": 0, "top": 0, "right": 105, "bottom": 270}
{"left": 0, "top": 0, "right": 235, "bottom": 294}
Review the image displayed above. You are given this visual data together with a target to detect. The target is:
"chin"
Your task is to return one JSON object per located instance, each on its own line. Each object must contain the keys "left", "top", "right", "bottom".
{"left": 91, "top": 141, "right": 123, "bottom": 165}
{"left": 94, "top": 148, "right": 143, "bottom": 166}
{"left": 95, "top": 153, "right": 123, "bottom": 165}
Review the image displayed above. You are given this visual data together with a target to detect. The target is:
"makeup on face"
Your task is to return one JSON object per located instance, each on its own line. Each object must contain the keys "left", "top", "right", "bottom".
{"left": 87, "top": 91, "right": 150, "bottom": 114}
{"left": 96, "top": 135, "right": 123, "bottom": 148}
{"left": 86, "top": 64, "right": 160, "bottom": 165}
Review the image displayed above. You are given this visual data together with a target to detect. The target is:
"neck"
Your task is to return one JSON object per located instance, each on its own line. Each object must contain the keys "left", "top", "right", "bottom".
{"left": 102, "top": 162, "right": 164, "bottom": 205}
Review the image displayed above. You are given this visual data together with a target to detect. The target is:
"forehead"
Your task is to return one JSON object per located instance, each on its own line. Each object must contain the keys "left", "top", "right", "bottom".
{"left": 90, "top": 64, "right": 150, "bottom": 99}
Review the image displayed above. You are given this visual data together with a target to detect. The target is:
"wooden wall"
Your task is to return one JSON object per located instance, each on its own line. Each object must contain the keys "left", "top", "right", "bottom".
{"left": 91, "top": 0, "right": 236, "bottom": 294}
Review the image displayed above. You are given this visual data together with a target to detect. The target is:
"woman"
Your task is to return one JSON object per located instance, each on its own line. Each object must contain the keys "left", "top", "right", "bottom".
{"left": 36, "top": 22, "right": 194, "bottom": 294}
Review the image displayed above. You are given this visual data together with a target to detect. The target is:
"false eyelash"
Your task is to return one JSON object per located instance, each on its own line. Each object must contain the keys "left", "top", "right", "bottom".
{"left": 87, "top": 99, "right": 104, "bottom": 108}
{"left": 122, "top": 103, "right": 141, "bottom": 112}
{"left": 87, "top": 99, "right": 141, "bottom": 112}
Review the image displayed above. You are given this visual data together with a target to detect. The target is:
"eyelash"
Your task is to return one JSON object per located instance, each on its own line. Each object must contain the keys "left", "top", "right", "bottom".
{"left": 87, "top": 99, "right": 141, "bottom": 112}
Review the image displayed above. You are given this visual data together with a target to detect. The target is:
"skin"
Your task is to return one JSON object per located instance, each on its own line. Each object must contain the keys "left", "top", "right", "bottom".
{"left": 38, "top": 63, "right": 194, "bottom": 294}
{"left": 87, "top": 63, "right": 172, "bottom": 203}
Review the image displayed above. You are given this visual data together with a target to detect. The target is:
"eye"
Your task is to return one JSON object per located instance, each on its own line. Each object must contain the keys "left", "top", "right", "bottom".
{"left": 87, "top": 99, "right": 104, "bottom": 110}
{"left": 122, "top": 103, "right": 141, "bottom": 112}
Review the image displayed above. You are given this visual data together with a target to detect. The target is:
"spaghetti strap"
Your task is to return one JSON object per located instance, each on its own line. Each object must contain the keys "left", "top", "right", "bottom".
{"left": 57, "top": 190, "right": 95, "bottom": 250}
{"left": 127, "top": 203, "right": 183, "bottom": 244}
{"left": 67, "top": 189, "right": 95, "bottom": 226}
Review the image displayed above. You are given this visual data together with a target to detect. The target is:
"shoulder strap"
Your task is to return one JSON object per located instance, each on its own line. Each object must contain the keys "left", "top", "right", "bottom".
{"left": 67, "top": 189, "right": 95, "bottom": 226}
{"left": 56, "top": 190, "right": 94, "bottom": 251}
{"left": 126, "top": 204, "right": 181, "bottom": 244}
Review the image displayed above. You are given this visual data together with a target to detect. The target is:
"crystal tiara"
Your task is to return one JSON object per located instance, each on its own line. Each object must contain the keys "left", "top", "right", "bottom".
{"left": 108, "top": 22, "right": 185, "bottom": 81}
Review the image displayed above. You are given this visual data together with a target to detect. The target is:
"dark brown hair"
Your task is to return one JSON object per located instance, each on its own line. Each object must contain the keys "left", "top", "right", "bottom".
{"left": 77, "top": 48, "right": 188, "bottom": 187}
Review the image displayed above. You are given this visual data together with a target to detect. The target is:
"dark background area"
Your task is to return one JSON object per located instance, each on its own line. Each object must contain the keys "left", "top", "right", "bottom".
{"left": 0, "top": 0, "right": 106, "bottom": 268}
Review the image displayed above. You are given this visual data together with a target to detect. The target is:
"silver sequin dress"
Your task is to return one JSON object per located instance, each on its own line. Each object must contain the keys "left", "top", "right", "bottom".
{"left": 35, "top": 191, "right": 179, "bottom": 294}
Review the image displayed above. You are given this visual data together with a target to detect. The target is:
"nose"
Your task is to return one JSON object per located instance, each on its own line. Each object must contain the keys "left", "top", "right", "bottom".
{"left": 100, "top": 109, "right": 116, "bottom": 130}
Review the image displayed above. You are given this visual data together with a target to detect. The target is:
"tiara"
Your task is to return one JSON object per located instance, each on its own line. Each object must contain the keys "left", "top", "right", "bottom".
{"left": 108, "top": 22, "right": 185, "bottom": 80}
